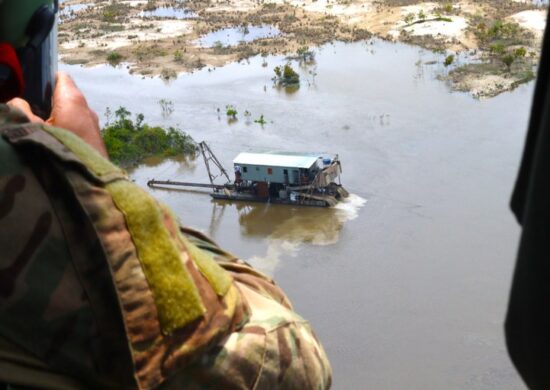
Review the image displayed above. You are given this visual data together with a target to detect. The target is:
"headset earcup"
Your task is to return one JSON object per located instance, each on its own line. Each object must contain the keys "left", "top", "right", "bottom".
{"left": 0, "top": 43, "right": 24, "bottom": 102}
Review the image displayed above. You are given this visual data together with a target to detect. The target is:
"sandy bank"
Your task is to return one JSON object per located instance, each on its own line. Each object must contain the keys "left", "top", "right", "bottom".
{"left": 58, "top": 0, "right": 547, "bottom": 97}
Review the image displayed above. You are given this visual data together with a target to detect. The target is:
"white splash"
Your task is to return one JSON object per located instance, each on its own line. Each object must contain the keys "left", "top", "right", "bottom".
{"left": 333, "top": 193, "right": 368, "bottom": 222}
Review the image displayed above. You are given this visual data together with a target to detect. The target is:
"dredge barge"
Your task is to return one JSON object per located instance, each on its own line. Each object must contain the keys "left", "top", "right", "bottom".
{"left": 147, "top": 142, "right": 349, "bottom": 207}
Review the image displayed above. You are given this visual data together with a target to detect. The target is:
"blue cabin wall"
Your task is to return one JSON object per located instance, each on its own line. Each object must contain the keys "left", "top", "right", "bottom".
{"left": 237, "top": 164, "right": 300, "bottom": 184}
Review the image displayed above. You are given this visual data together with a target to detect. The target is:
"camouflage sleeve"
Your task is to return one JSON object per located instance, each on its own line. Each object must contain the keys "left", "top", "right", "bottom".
{"left": 180, "top": 226, "right": 294, "bottom": 309}
{"left": 0, "top": 106, "right": 135, "bottom": 387}
{"left": 177, "top": 228, "right": 333, "bottom": 389}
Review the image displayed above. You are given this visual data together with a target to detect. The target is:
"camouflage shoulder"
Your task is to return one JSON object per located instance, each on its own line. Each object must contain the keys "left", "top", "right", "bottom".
{"left": 180, "top": 226, "right": 294, "bottom": 310}
{"left": 160, "top": 283, "right": 332, "bottom": 389}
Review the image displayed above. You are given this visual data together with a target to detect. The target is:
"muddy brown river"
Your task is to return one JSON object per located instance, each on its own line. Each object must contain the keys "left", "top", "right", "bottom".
{"left": 62, "top": 39, "right": 534, "bottom": 389}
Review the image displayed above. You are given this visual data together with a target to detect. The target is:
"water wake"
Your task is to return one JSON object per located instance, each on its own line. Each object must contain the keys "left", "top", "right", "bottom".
{"left": 248, "top": 194, "right": 367, "bottom": 275}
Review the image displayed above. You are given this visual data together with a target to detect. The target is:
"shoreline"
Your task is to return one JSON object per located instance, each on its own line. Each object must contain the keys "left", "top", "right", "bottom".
{"left": 58, "top": 0, "right": 547, "bottom": 98}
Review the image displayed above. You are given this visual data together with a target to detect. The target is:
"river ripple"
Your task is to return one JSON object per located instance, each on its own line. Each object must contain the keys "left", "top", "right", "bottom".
{"left": 62, "top": 39, "right": 533, "bottom": 389}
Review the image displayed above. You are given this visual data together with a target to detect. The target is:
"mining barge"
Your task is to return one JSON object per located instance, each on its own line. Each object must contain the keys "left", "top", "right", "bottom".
{"left": 147, "top": 142, "right": 349, "bottom": 207}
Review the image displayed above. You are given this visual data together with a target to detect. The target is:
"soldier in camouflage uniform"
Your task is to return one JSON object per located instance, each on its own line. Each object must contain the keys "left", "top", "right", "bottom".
{"left": 0, "top": 74, "right": 332, "bottom": 389}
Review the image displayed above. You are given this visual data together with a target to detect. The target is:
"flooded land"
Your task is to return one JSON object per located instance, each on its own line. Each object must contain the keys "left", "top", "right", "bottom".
{"left": 63, "top": 36, "right": 537, "bottom": 388}
{"left": 59, "top": 0, "right": 547, "bottom": 98}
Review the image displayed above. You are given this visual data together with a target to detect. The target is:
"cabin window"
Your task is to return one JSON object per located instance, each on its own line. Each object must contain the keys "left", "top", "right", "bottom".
{"left": 267, "top": 168, "right": 273, "bottom": 175}
{"left": 243, "top": 167, "right": 248, "bottom": 173}
{"left": 256, "top": 167, "right": 260, "bottom": 171}
{"left": 284, "top": 169, "right": 288, "bottom": 174}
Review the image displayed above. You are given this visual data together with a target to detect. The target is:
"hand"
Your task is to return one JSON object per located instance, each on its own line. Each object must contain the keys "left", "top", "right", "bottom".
{"left": 7, "top": 72, "right": 108, "bottom": 158}
{"left": 47, "top": 73, "right": 108, "bottom": 158}
{"left": 6, "top": 98, "right": 45, "bottom": 124}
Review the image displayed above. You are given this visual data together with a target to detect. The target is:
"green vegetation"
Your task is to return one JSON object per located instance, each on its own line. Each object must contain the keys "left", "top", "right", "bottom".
{"left": 297, "top": 46, "right": 315, "bottom": 61}
{"left": 102, "top": 107, "right": 197, "bottom": 167}
{"left": 161, "top": 68, "right": 177, "bottom": 80}
{"left": 254, "top": 115, "right": 267, "bottom": 125}
{"left": 489, "top": 42, "right": 505, "bottom": 55}
{"left": 474, "top": 19, "right": 527, "bottom": 46}
{"left": 133, "top": 44, "right": 168, "bottom": 62}
{"left": 404, "top": 15, "right": 453, "bottom": 27}
{"left": 498, "top": 48, "right": 527, "bottom": 72}
{"left": 514, "top": 47, "right": 527, "bottom": 58}
{"left": 434, "top": 3, "right": 455, "bottom": 15}
{"left": 101, "top": 3, "right": 130, "bottom": 23}
{"left": 286, "top": 46, "right": 316, "bottom": 63}
{"left": 446, "top": 17, "right": 538, "bottom": 95}
{"left": 159, "top": 99, "right": 174, "bottom": 118}
{"left": 501, "top": 54, "right": 515, "bottom": 71}
{"left": 402, "top": 8, "right": 453, "bottom": 27}
{"left": 226, "top": 105, "right": 238, "bottom": 119}
{"left": 174, "top": 50, "right": 183, "bottom": 63}
{"left": 444, "top": 54, "right": 454, "bottom": 67}
{"left": 99, "top": 23, "right": 125, "bottom": 33}
{"left": 212, "top": 41, "right": 230, "bottom": 55}
{"left": 474, "top": 19, "right": 533, "bottom": 71}
{"left": 106, "top": 51, "right": 123, "bottom": 65}
{"left": 273, "top": 64, "right": 300, "bottom": 86}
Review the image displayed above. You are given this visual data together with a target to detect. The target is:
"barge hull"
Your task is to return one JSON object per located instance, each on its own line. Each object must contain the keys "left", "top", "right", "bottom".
{"left": 210, "top": 193, "right": 330, "bottom": 207}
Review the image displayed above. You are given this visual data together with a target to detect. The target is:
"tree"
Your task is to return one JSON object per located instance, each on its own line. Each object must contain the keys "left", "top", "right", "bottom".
{"left": 502, "top": 54, "right": 515, "bottom": 71}
{"left": 115, "top": 106, "right": 131, "bottom": 121}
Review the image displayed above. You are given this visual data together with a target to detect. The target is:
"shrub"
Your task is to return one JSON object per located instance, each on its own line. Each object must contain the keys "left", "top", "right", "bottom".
{"left": 102, "top": 107, "right": 197, "bottom": 166}
{"left": 274, "top": 64, "right": 300, "bottom": 86}
{"left": 226, "top": 105, "right": 238, "bottom": 118}
{"left": 161, "top": 68, "right": 177, "bottom": 80}
{"left": 489, "top": 43, "right": 505, "bottom": 55}
{"left": 444, "top": 54, "right": 454, "bottom": 67}
{"left": 106, "top": 51, "right": 123, "bottom": 65}
{"left": 514, "top": 47, "right": 527, "bottom": 58}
